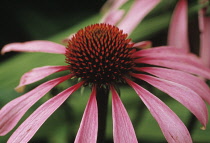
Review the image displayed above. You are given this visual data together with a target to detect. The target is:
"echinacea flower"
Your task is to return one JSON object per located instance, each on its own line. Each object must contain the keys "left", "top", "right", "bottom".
{"left": 1, "top": 23, "right": 210, "bottom": 143}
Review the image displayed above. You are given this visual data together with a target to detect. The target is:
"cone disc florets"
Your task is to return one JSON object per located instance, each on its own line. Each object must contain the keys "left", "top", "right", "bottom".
{"left": 65, "top": 23, "right": 135, "bottom": 86}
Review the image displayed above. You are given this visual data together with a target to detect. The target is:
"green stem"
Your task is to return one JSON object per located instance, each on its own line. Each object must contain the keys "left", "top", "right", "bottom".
{"left": 187, "top": 113, "right": 197, "bottom": 134}
{"left": 96, "top": 86, "right": 109, "bottom": 143}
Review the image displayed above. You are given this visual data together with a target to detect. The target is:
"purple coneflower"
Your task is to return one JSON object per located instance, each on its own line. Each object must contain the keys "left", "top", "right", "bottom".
{"left": 1, "top": 23, "right": 210, "bottom": 143}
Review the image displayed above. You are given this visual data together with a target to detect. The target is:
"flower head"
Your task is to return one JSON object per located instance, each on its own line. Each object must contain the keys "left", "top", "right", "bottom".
{"left": 65, "top": 23, "right": 135, "bottom": 86}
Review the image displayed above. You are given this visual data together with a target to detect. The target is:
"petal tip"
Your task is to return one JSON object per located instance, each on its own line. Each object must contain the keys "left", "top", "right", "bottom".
{"left": 200, "top": 126, "right": 206, "bottom": 130}
{"left": 15, "top": 85, "right": 26, "bottom": 93}
{"left": 1, "top": 47, "right": 9, "bottom": 55}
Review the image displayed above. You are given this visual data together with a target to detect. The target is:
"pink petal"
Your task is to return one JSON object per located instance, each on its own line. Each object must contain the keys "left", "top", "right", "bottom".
{"left": 111, "top": 86, "right": 138, "bottom": 143}
{"left": 100, "top": 10, "right": 125, "bottom": 25}
{"left": 0, "top": 74, "right": 72, "bottom": 136}
{"left": 7, "top": 81, "right": 84, "bottom": 143}
{"left": 132, "top": 46, "right": 183, "bottom": 58}
{"left": 168, "top": 0, "right": 189, "bottom": 53}
{"left": 131, "top": 73, "right": 208, "bottom": 127}
{"left": 100, "top": 0, "right": 127, "bottom": 25}
{"left": 133, "top": 41, "right": 152, "bottom": 49}
{"left": 75, "top": 85, "right": 98, "bottom": 143}
{"left": 16, "top": 65, "right": 69, "bottom": 91}
{"left": 135, "top": 58, "right": 210, "bottom": 79}
{"left": 101, "top": 0, "right": 128, "bottom": 12}
{"left": 1, "top": 40, "right": 66, "bottom": 54}
{"left": 125, "top": 78, "right": 192, "bottom": 143}
{"left": 199, "top": 9, "right": 210, "bottom": 68}
{"left": 118, "top": 0, "right": 160, "bottom": 34}
{"left": 132, "top": 46, "right": 201, "bottom": 65}
{"left": 136, "top": 67, "right": 210, "bottom": 104}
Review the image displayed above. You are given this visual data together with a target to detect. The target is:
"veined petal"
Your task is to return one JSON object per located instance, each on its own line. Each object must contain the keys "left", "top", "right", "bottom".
{"left": 125, "top": 78, "right": 192, "bottom": 143}
{"left": 136, "top": 58, "right": 210, "bottom": 79}
{"left": 1, "top": 40, "right": 66, "bottom": 55}
{"left": 131, "top": 73, "right": 208, "bottom": 127}
{"left": 132, "top": 46, "right": 190, "bottom": 58}
{"left": 168, "top": 0, "right": 189, "bottom": 52}
{"left": 111, "top": 86, "right": 138, "bottom": 143}
{"left": 7, "top": 81, "right": 84, "bottom": 143}
{"left": 132, "top": 46, "right": 184, "bottom": 58}
{"left": 132, "top": 46, "right": 201, "bottom": 65}
{"left": 16, "top": 65, "right": 70, "bottom": 91}
{"left": 136, "top": 67, "right": 210, "bottom": 104}
{"left": 74, "top": 85, "right": 98, "bottom": 143}
{"left": 139, "top": 52, "right": 201, "bottom": 65}
{"left": 118, "top": 0, "right": 160, "bottom": 34}
{"left": 199, "top": 9, "right": 210, "bottom": 68}
{"left": 0, "top": 74, "right": 72, "bottom": 136}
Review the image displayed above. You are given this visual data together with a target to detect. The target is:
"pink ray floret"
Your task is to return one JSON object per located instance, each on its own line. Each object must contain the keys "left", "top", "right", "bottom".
{"left": 7, "top": 82, "right": 84, "bottom": 143}
{"left": 126, "top": 79, "right": 192, "bottom": 143}
{"left": 137, "top": 67, "right": 210, "bottom": 104}
{"left": 118, "top": 0, "right": 160, "bottom": 34}
{"left": 199, "top": 7, "right": 210, "bottom": 68}
{"left": 131, "top": 73, "right": 208, "bottom": 127}
{"left": 15, "top": 65, "right": 69, "bottom": 91}
{"left": 111, "top": 86, "right": 138, "bottom": 143}
{"left": 75, "top": 86, "right": 98, "bottom": 143}
{"left": 1, "top": 40, "right": 66, "bottom": 55}
{"left": 0, "top": 74, "right": 72, "bottom": 136}
{"left": 100, "top": 0, "right": 128, "bottom": 25}
{"left": 168, "top": 0, "right": 189, "bottom": 53}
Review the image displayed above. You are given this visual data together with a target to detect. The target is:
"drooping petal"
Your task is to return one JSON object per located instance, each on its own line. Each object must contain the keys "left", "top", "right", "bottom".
{"left": 0, "top": 74, "right": 72, "bottom": 136}
{"left": 168, "top": 0, "right": 189, "bottom": 53}
{"left": 132, "top": 46, "right": 202, "bottom": 65}
{"left": 100, "top": 0, "right": 127, "bottom": 25}
{"left": 125, "top": 78, "right": 192, "bottom": 143}
{"left": 100, "top": 10, "right": 125, "bottom": 25}
{"left": 1, "top": 40, "right": 66, "bottom": 54}
{"left": 199, "top": 9, "right": 210, "bottom": 68}
{"left": 131, "top": 73, "right": 208, "bottom": 127}
{"left": 136, "top": 67, "right": 210, "bottom": 104}
{"left": 132, "top": 46, "right": 183, "bottom": 58}
{"left": 110, "top": 86, "right": 138, "bottom": 143}
{"left": 16, "top": 65, "right": 70, "bottom": 91}
{"left": 118, "top": 0, "right": 160, "bottom": 34}
{"left": 135, "top": 58, "right": 210, "bottom": 79}
{"left": 74, "top": 85, "right": 98, "bottom": 143}
{"left": 7, "top": 81, "right": 84, "bottom": 143}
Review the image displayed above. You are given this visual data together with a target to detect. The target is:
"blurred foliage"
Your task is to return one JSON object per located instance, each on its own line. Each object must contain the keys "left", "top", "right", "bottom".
{"left": 0, "top": 0, "right": 210, "bottom": 142}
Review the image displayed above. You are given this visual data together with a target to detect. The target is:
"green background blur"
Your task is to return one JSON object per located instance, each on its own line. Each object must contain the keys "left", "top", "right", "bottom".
{"left": 0, "top": 0, "right": 209, "bottom": 142}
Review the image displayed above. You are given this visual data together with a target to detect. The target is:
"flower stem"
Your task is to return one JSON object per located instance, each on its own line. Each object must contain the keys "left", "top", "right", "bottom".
{"left": 187, "top": 113, "right": 197, "bottom": 134}
{"left": 96, "top": 86, "right": 109, "bottom": 143}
